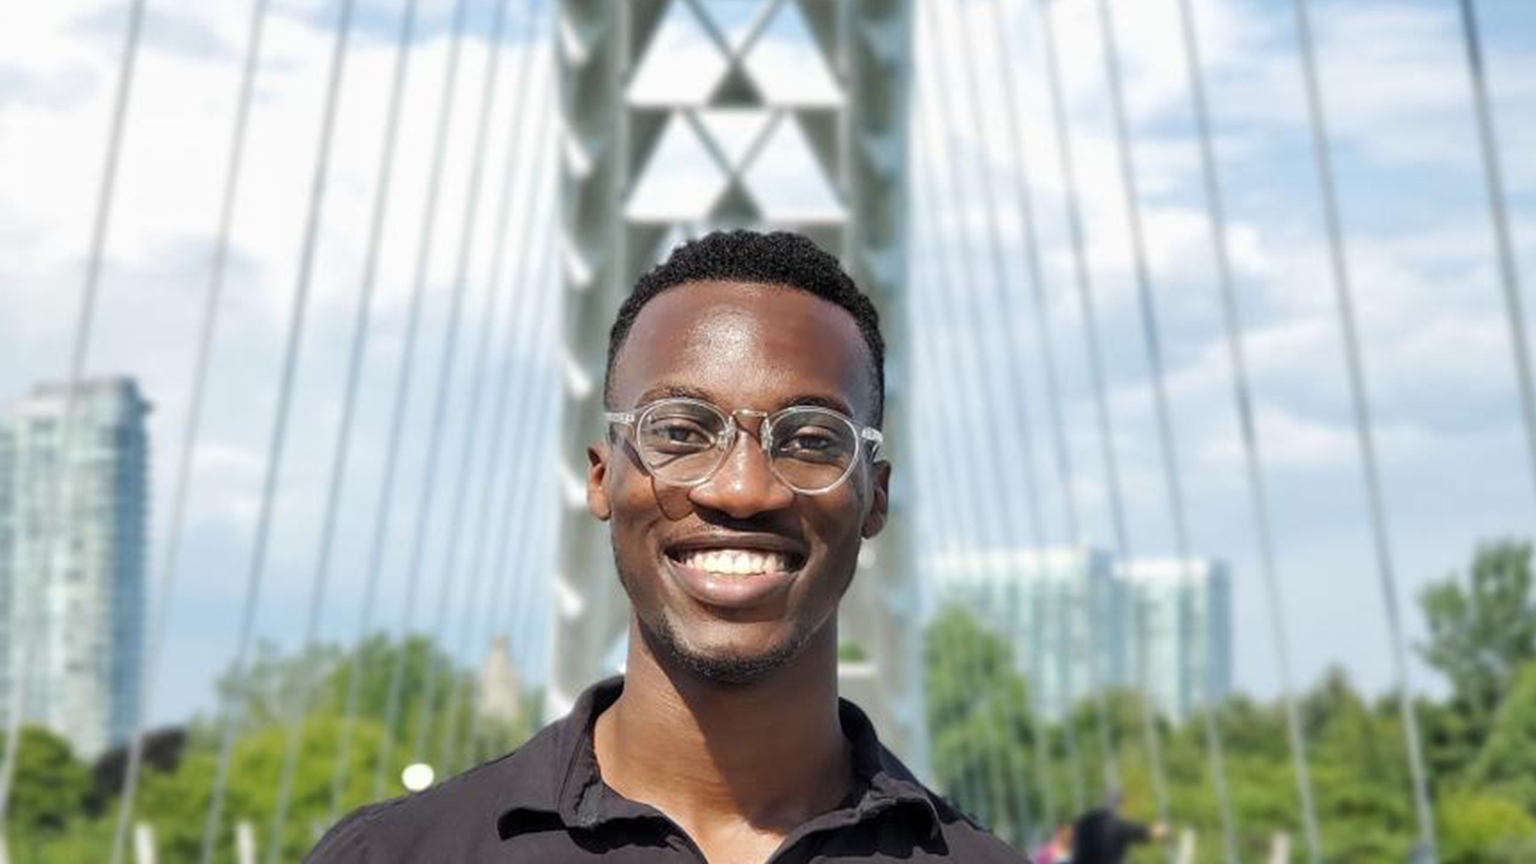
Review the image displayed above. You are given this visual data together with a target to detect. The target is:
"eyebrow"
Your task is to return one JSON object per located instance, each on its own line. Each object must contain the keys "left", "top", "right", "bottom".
{"left": 631, "top": 384, "right": 855, "bottom": 418}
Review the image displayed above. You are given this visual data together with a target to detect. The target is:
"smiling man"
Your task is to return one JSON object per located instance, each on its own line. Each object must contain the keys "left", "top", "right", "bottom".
{"left": 307, "top": 230, "right": 1027, "bottom": 863}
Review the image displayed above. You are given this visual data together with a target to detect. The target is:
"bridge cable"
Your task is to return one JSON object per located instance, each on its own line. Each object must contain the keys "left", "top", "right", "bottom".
{"left": 1089, "top": 0, "right": 1240, "bottom": 859}
{"left": 364, "top": 0, "right": 476, "bottom": 803}
{"left": 439, "top": 59, "right": 557, "bottom": 775}
{"left": 320, "top": 0, "right": 429, "bottom": 823}
{"left": 986, "top": 0, "right": 1174, "bottom": 835}
{"left": 196, "top": 1, "right": 358, "bottom": 860}
{"left": 1167, "top": 0, "right": 1324, "bottom": 858}
{"left": 920, "top": 1, "right": 1042, "bottom": 839}
{"left": 909, "top": 138, "right": 1058, "bottom": 847}
{"left": 470, "top": 225, "right": 562, "bottom": 762}
{"left": 259, "top": 0, "right": 426, "bottom": 853}
{"left": 909, "top": 74, "right": 1015, "bottom": 825}
{"left": 1035, "top": 0, "right": 1170, "bottom": 804}
{"left": 913, "top": 37, "right": 1052, "bottom": 840}
{"left": 403, "top": 0, "right": 524, "bottom": 773}
{"left": 907, "top": 135, "right": 1019, "bottom": 835}
{"left": 939, "top": 0, "right": 1120, "bottom": 841}
{"left": 103, "top": 1, "right": 271, "bottom": 861}
{"left": 1286, "top": 0, "right": 1438, "bottom": 857}
{"left": 0, "top": 0, "right": 147, "bottom": 824}
{"left": 468, "top": 196, "right": 561, "bottom": 768}
{"left": 1455, "top": 0, "right": 1536, "bottom": 515}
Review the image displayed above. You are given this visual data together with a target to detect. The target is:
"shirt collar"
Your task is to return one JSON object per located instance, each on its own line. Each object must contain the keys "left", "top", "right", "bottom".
{"left": 495, "top": 676, "right": 940, "bottom": 840}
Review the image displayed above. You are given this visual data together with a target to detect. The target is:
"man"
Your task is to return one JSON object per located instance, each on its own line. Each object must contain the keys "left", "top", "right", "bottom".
{"left": 1071, "top": 792, "right": 1166, "bottom": 864}
{"left": 307, "top": 230, "right": 1027, "bottom": 862}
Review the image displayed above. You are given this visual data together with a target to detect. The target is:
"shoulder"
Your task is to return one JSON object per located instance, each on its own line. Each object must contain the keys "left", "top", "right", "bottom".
{"left": 304, "top": 797, "right": 389, "bottom": 863}
{"left": 305, "top": 742, "right": 549, "bottom": 862}
{"left": 925, "top": 790, "right": 1033, "bottom": 862}
{"left": 874, "top": 746, "right": 1031, "bottom": 863}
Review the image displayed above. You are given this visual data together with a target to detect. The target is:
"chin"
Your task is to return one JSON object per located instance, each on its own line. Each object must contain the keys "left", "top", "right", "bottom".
{"left": 645, "top": 613, "right": 812, "bottom": 686}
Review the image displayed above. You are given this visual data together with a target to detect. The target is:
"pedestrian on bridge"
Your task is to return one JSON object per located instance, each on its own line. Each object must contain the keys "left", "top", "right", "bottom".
{"left": 1071, "top": 791, "right": 1167, "bottom": 864}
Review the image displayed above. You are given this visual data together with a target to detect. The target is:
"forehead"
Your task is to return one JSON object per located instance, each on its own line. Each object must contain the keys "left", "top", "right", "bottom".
{"left": 610, "top": 281, "right": 875, "bottom": 419}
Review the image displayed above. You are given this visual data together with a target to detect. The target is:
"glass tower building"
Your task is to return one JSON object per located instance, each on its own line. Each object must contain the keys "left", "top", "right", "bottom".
{"left": 929, "top": 547, "right": 1129, "bottom": 721}
{"left": 1118, "top": 557, "right": 1234, "bottom": 723}
{"left": 0, "top": 377, "right": 149, "bottom": 758}
{"left": 930, "top": 547, "right": 1231, "bottom": 723}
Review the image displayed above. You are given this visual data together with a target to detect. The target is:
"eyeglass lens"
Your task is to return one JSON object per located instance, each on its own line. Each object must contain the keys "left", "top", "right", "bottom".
{"left": 635, "top": 401, "right": 858, "bottom": 491}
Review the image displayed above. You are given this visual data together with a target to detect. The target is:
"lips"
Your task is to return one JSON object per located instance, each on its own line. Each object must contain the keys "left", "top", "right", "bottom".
{"left": 663, "top": 537, "right": 806, "bottom": 610}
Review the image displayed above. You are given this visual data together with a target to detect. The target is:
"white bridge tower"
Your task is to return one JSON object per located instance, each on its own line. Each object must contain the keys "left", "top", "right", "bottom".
{"left": 553, "top": 0, "right": 923, "bottom": 767}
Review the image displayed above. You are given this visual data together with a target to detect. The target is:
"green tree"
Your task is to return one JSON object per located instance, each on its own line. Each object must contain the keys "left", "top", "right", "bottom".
{"left": 1418, "top": 541, "right": 1536, "bottom": 736}
{"left": 3, "top": 726, "right": 92, "bottom": 851}
{"left": 1438, "top": 789, "right": 1536, "bottom": 864}
{"left": 924, "top": 606, "right": 1039, "bottom": 847}
{"left": 15, "top": 633, "right": 535, "bottom": 863}
{"left": 1470, "top": 662, "right": 1536, "bottom": 813}
{"left": 1293, "top": 668, "right": 1415, "bottom": 860}
{"left": 125, "top": 715, "right": 388, "bottom": 862}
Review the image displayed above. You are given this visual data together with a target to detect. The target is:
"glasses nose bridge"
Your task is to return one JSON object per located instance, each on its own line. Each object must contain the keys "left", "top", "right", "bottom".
{"left": 722, "top": 407, "right": 773, "bottom": 448}
{"left": 712, "top": 407, "right": 783, "bottom": 485}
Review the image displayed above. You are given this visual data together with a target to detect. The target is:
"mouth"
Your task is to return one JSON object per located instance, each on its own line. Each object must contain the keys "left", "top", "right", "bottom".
{"left": 667, "top": 547, "right": 802, "bottom": 575}
{"left": 662, "top": 537, "right": 807, "bottom": 610}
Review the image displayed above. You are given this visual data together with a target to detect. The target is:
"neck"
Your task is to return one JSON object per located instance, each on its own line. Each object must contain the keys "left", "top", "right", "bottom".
{"left": 593, "top": 623, "right": 853, "bottom": 832}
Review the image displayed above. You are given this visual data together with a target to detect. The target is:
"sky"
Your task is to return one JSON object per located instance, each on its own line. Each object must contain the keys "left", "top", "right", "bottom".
{"left": 905, "top": 0, "right": 1536, "bottom": 706}
{"left": 0, "top": 0, "right": 1533, "bottom": 730}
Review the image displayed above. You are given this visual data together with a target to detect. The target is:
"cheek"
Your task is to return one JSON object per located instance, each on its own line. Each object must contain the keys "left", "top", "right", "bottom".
{"left": 804, "top": 491, "right": 870, "bottom": 556}
{"left": 608, "top": 466, "right": 692, "bottom": 551}
{"left": 608, "top": 465, "right": 657, "bottom": 523}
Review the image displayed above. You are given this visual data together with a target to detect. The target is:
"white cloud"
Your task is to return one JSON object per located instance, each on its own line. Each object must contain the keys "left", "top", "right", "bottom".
{"left": 0, "top": 0, "right": 562, "bottom": 721}
{"left": 3, "top": 0, "right": 1534, "bottom": 719}
{"left": 910, "top": 0, "right": 1536, "bottom": 700}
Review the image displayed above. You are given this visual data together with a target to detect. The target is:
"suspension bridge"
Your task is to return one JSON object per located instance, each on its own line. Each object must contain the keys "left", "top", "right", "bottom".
{"left": 0, "top": 0, "right": 1531, "bottom": 861}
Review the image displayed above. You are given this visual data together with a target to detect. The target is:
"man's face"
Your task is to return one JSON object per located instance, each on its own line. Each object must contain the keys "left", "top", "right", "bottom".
{"left": 589, "top": 280, "right": 890, "bottom": 684}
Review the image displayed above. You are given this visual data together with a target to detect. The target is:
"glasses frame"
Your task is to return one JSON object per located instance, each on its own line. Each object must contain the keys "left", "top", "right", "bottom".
{"left": 605, "top": 396, "right": 883, "bottom": 495}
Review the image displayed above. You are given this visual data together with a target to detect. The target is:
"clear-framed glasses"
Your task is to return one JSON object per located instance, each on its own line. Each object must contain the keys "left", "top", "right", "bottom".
{"left": 605, "top": 397, "right": 883, "bottom": 495}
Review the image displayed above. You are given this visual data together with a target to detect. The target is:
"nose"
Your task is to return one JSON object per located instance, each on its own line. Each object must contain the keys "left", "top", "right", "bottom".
{"left": 688, "top": 425, "right": 794, "bottom": 518}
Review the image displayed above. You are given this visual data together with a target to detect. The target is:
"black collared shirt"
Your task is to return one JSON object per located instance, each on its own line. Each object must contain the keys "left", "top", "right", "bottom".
{"left": 307, "top": 677, "right": 1028, "bottom": 863}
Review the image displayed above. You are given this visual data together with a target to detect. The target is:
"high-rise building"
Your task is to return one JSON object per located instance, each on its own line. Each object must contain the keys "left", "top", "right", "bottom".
{"left": 929, "top": 547, "right": 1232, "bottom": 723}
{"left": 0, "top": 377, "right": 149, "bottom": 759}
{"left": 929, "top": 547, "right": 1129, "bottom": 720}
{"left": 1118, "top": 557, "right": 1233, "bottom": 723}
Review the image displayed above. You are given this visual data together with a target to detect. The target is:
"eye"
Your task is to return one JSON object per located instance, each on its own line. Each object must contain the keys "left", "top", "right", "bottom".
{"left": 774, "top": 425, "right": 851, "bottom": 463}
{"left": 783, "top": 431, "right": 834, "bottom": 452}
{"left": 640, "top": 411, "right": 719, "bottom": 454}
{"left": 658, "top": 422, "right": 710, "bottom": 444}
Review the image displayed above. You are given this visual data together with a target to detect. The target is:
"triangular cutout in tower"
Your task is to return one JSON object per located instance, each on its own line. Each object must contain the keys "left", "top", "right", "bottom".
{"left": 698, "top": 0, "right": 775, "bottom": 53}
{"left": 627, "top": 1, "right": 729, "bottom": 107}
{"left": 695, "top": 109, "right": 775, "bottom": 170}
{"left": 742, "top": 114, "right": 843, "bottom": 221}
{"left": 709, "top": 179, "right": 763, "bottom": 224}
{"left": 743, "top": 0, "right": 842, "bottom": 107}
{"left": 709, "top": 62, "right": 765, "bottom": 108}
{"left": 626, "top": 114, "right": 729, "bottom": 222}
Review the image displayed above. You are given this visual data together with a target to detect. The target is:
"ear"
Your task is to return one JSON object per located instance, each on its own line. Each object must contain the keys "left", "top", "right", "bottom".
{"left": 861, "top": 459, "right": 891, "bottom": 539}
{"left": 587, "top": 443, "right": 612, "bottom": 521}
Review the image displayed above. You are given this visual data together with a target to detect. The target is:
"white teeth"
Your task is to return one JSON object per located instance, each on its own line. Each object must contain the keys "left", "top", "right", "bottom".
{"left": 678, "top": 548, "right": 789, "bottom": 575}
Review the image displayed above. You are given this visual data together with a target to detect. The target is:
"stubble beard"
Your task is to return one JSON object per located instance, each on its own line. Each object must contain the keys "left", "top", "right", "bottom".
{"left": 615, "top": 553, "right": 818, "bottom": 686}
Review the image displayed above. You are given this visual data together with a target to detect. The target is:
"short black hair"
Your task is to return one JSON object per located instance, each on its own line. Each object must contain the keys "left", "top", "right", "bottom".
{"left": 605, "top": 229, "right": 885, "bottom": 425}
